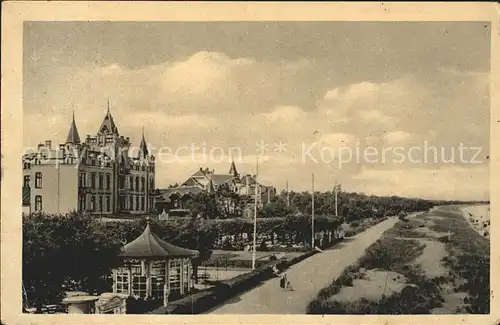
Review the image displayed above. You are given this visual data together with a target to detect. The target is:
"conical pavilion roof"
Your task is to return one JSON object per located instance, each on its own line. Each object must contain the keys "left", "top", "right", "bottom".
{"left": 120, "top": 223, "right": 198, "bottom": 258}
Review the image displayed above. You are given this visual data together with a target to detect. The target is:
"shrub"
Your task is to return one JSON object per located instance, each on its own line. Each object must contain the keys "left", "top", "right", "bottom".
{"left": 344, "top": 230, "right": 356, "bottom": 237}
{"left": 258, "top": 240, "right": 269, "bottom": 252}
{"left": 222, "top": 238, "right": 235, "bottom": 250}
{"left": 127, "top": 297, "right": 163, "bottom": 314}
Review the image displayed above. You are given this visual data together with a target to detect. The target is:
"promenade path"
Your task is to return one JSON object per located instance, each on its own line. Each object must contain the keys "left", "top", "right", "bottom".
{"left": 208, "top": 217, "right": 398, "bottom": 314}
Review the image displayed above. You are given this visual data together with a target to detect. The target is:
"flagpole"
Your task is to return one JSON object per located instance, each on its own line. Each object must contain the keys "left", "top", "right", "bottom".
{"left": 286, "top": 180, "right": 290, "bottom": 207}
{"left": 312, "top": 173, "right": 315, "bottom": 250}
{"left": 334, "top": 180, "right": 338, "bottom": 217}
{"left": 252, "top": 157, "right": 259, "bottom": 269}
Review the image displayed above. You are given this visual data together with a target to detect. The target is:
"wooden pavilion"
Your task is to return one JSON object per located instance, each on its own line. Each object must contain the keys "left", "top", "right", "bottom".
{"left": 112, "top": 220, "right": 198, "bottom": 305}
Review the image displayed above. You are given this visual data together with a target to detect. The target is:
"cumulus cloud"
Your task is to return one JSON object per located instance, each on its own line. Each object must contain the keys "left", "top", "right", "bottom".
{"left": 384, "top": 131, "right": 412, "bottom": 144}
{"left": 24, "top": 49, "right": 490, "bottom": 199}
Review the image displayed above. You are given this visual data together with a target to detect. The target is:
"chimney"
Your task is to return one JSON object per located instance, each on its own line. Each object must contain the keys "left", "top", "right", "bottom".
{"left": 45, "top": 140, "right": 52, "bottom": 149}
{"left": 200, "top": 167, "right": 203, "bottom": 172}
{"left": 37, "top": 143, "right": 44, "bottom": 150}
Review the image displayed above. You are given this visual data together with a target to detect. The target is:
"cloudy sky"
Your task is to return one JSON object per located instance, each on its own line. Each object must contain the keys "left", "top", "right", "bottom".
{"left": 23, "top": 22, "right": 490, "bottom": 200}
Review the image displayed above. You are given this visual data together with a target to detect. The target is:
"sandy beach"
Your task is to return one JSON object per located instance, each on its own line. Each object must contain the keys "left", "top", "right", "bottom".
{"left": 460, "top": 204, "right": 490, "bottom": 239}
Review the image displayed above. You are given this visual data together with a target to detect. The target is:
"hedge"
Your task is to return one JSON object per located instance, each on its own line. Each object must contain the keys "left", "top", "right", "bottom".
{"left": 203, "top": 258, "right": 272, "bottom": 269}
{"left": 149, "top": 289, "right": 221, "bottom": 315}
{"left": 149, "top": 254, "right": 313, "bottom": 314}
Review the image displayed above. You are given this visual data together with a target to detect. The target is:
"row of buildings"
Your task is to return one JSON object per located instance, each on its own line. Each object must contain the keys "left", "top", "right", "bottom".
{"left": 155, "top": 162, "right": 276, "bottom": 217}
{"left": 22, "top": 107, "right": 275, "bottom": 218}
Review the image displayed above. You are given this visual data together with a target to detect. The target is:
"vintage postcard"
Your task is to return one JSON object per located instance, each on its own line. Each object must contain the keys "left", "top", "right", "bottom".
{"left": 1, "top": 2, "right": 499, "bottom": 325}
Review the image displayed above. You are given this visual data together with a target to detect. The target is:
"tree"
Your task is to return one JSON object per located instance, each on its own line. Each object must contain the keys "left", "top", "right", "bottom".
{"left": 258, "top": 196, "right": 293, "bottom": 218}
{"left": 23, "top": 212, "right": 122, "bottom": 311}
{"left": 215, "top": 184, "right": 246, "bottom": 219}
{"left": 184, "top": 192, "right": 218, "bottom": 219}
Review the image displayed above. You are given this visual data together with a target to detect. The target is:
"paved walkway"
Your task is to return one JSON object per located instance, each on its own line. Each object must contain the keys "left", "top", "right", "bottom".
{"left": 208, "top": 217, "right": 399, "bottom": 314}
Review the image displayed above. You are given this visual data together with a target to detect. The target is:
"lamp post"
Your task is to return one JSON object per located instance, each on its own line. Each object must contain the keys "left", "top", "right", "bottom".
{"left": 252, "top": 157, "right": 259, "bottom": 269}
{"left": 286, "top": 180, "right": 290, "bottom": 207}
{"left": 312, "top": 173, "right": 315, "bottom": 250}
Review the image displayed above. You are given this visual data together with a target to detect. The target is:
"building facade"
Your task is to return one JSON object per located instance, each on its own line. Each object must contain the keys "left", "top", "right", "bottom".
{"left": 155, "top": 162, "right": 276, "bottom": 217}
{"left": 22, "top": 108, "right": 156, "bottom": 216}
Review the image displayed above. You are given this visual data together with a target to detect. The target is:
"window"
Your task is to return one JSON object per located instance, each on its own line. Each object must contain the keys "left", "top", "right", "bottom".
{"left": 115, "top": 269, "right": 130, "bottom": 295}
{"left": 141, "top": 196, "right": 145, "bottom": 211}
{"left": 106, "top": 195, "right": 111, "bottom": 212}
{"left": 132, "top": 275, "right": 147, "bottom": 298}
{"left": 35, "top": 195, "right": 42, "bottom": 211}
{"left": 136, "top": 196, "right": 139, "bottom": 211}
{"left": 79, "top": 195, "right": 86, "bottom": 212}
{"left": 135, "top": 177, "right": 139, "bottom": 191}
{"left": 91, "top": 173, "right": 96, "bottom": 188}
{"left": 90, "top": 196, "right": 96, "bottom": 211}
{"left": 131, "top": 265, "right": 142, "bottom": 275}
{"left": 129, "top": 176, "right": 134, "bottom": 190}
{"left": 129, "top": 196, "right": 134, "bottom": 210}
{"left": 98, "top": 196, "right": 103, "bottom": 212}
{"left": 151, "top": 261, "right": 166, "bottom": 298}
{"left": 23, "top": 175, "right": 30, "bottom": 188}
{"left": 35, "top": 172, "right": 42, "bottom": 188}
{"left": 169, "top": 259, "right": 181, "bottom": 291}
{"left": 106, "top": 174, "right": 111, "bottom": 189}
{"left": 119, "top": 176, "right": 125, "bottom": 189}
{"left": 141, "top": 177, "right": 145, "bottom": 191}
{"left": 79, "top": 173, "right": 86, "bottom": 188}
{"left": 99, "top": 173, "right": 104, "bottom": 189}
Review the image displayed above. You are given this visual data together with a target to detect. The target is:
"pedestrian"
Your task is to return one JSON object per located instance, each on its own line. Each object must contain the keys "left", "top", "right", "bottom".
{"left": 282, "top": 272, "right": 288, "bottom": 290}
{"left": 279, "top": 273, "right": 286, "bottom": 290}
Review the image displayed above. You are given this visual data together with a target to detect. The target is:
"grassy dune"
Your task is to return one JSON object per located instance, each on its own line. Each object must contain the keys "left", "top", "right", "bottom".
{"left": 307, "top": 206, "right": 489, "bottom": 314}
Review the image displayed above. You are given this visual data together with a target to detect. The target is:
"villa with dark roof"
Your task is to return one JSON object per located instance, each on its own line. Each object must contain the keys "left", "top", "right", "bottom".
{"left": 155, "top": 162, "right": 276, "bottom": 217}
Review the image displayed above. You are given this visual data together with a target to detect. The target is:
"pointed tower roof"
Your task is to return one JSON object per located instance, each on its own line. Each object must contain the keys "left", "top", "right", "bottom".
{"left": 121, "top": 221, "right": 198, "bottom": 258}
{"left": 66, "top": 112, "right": 81, "bottom": 144}
{"left": 138, "top": 127, "right": 149, "bottom": 159}
{"left": 229, "top": 160, "right": 238, "bottom": 176}
{"left": 97, "top": 100, "right": 119, "bottom": 135}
